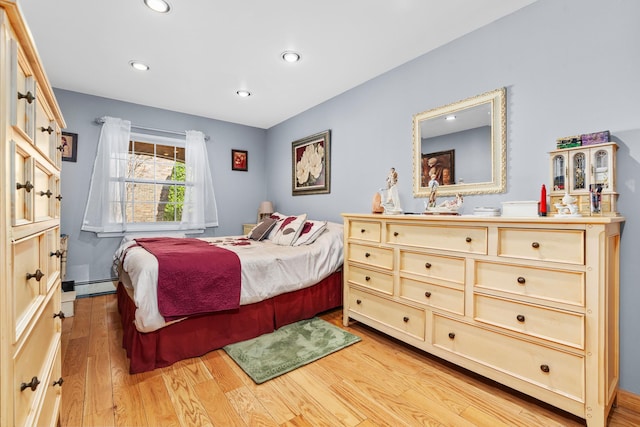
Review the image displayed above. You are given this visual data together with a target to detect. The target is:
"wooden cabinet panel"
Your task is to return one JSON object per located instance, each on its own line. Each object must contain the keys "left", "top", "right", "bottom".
{"left": 497, "top": 228, "right": 584, "bottom": 265}
{"left": 13, "top": 233, "right": 45, "bottom": 340}
{"left": 399, "top": 250, "right": 465, "bottom": 284}
{"left": 347, "top": 243, "right": 393, "bottom": 270}
{"left": 348, "top": 220, "right": 381, "bottom": 242}
{"left": 399, "top": 277, "right": 464, "bottom": 315}
{"left": 387, "top": 222, "right": 487, "bottom": 254}
{"left": 346, "top": 264, "right": 393, "bottom": 294}
{"left": 12, "top": 141, "right": 33, "bottom": 226}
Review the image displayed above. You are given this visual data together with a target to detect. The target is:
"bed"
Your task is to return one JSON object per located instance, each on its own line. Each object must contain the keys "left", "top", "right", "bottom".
{"left": 114, "top": 219, "right": 344, "bottom": 373}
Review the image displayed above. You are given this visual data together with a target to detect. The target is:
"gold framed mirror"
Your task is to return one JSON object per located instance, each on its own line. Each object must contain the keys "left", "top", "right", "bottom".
{"left": 413, "top": 88, "right": 506, "bottom": 197}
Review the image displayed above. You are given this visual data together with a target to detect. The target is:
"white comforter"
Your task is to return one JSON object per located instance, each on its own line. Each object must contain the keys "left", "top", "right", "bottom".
{"left": 115, "top": 222, "right": 344, "bottom": 332}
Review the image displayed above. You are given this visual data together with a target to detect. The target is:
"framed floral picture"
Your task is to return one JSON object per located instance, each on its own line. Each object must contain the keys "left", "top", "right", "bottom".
{"left": 61, "top": 131, "right": 78, "bottom": 162}
{"left": 292, "top": 130, "right": 331, "bottom": 195}
{"left": 231, "top": 149, "right": 248, "bottom": 171}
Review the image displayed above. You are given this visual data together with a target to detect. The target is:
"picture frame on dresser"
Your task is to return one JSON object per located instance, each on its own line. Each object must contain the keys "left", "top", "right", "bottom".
{"left": 292, "top": 129, "right": 331, "bottom": 195}
{"left": 61, "top": 131, "right": 78, "bottom": 162}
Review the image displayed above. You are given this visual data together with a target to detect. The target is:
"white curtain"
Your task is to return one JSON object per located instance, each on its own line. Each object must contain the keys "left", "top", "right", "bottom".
{"left": 81, "top": 116, "right": 131, "bottom": 233}
{"left": 180, "top": 130, "right": 219, "bottom": 229}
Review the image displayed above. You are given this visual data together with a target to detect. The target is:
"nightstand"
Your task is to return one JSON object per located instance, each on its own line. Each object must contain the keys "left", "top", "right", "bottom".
{"left": 243, "top": 223, "right": 257, "bottom": 235}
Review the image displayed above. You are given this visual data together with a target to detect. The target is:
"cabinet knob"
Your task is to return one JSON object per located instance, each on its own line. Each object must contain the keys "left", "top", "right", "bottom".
{"left": 465, "top": 237, "right": 472, "bottom": 243}
{"left": 17, "top": 90, "right": 35, "bottom": 104}
{"left": 53, "top": 311, "right": 66, "bottom": 319}
{"left": 516, "top": 314, "right": 525, "bottom": 322}
{"left": 517, "top": 276, "right": 526, "bottom": 284}
{"left": 394, "top": 231, "right": 399, "bottom": 237}
{"left": 448, "top": 332, "right": 455, "bottom": 339}
{"left": 356, "top": 299, "right": 362, "bottom": 305}
{"left": 540, "top": 364, "right": 550, "bottom": 373}
{"left": 39, "top": 189, "right": 53, "bottom": 198}
{"left": 364, "top": 252, "right": 371, "bottom": 258}
{"left": 16, "top": 181, "right": 34, "bottom": 192}
{"left": 26, "top": 269, "right": 44, "bottom": 282}
{"left": 40, "top": 125, "right": 54, "bottom": 134}
{"left": 360, "top": 229, "right": 366, "bottom": 233}
{"left": 56, "top": 194, "right": 63, "bottom": 201}
{"left": 424, "top": 262, "right": 432, "bottom": 269}
{"left": 531, "top": 242, "right": 540, "bottom": 249}
{"left": 403, "top": 316, "right": 409, "bottom": 323}
{"left": 424, "top": 291, "right": 431, "bottom": 298}
{"left": 53, "top": 377, "right": 64, "bottom": 387}
{"left": 57, "top": 144, "right": 65, "bottom": 152}
{"left": 364, "top": 276, "right": 371, "bottom": 281}
{"left": 20, "top": 376, "right": 40, "bottom": 392}
{"left": 50, "top": 250, "right": 63, "bottom": 258}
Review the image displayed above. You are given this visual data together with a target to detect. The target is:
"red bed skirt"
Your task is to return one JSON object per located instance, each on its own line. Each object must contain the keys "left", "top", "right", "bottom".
{"left": 117, "top": 270, "right": 343, "bottom": 373}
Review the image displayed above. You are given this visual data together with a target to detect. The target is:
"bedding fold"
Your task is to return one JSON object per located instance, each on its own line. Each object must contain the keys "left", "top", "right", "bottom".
{"left": 135, "top": 237, "right": 241, "bottom": 319}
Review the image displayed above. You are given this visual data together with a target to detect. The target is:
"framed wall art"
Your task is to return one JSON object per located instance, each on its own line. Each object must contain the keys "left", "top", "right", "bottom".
{"left": 231, "top": 149, "right": 248, "bottom": 171}
{"left": 61, "top": 131, "right": 78, "bottom": 162}
{"left": 422, "top": 149, "right": 455, "bottom": 186}
{"left": 292, "top": 130, "right": 331, "bottom": 196}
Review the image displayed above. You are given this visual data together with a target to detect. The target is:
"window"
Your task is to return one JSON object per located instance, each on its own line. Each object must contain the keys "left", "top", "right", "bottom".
{"left": 126, "top": 134, "right": 186, "bottom": 224}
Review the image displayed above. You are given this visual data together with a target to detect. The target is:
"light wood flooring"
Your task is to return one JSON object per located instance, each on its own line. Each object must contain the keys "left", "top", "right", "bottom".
{"left": 60, "top": 294, "right": 640, "bottom": 426}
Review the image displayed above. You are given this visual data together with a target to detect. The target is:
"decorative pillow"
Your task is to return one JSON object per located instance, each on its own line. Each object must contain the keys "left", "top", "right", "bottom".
{"left": 271, "top": 214, "right": 308, "bottom": 246}
{"left": 248, "top": 217, "right": 277, "bottom": 241}
{"left": 266, "top": 212, "right": 288, "bottom": 240}
{"left": 293, "top": 220, "right": 328, "bottom": 246}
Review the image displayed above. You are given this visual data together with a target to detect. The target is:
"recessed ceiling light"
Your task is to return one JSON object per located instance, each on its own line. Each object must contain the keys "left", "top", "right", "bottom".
{"left": 236, "top": 90, "right": 251, "bottom": 97}
{"left": 281, "top": 51, "right": 301, "bottom": 63}
{"left": 144, "top": 0, "right": 171, "bottom": 13}
{"left": 445, "top": 115, "right": 456, "bottom": 121}
{"left": 129, "top": 60, "right": 150, "bottom": 71}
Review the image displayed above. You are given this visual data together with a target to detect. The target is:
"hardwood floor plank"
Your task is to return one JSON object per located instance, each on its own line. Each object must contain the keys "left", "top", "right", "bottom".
{"left": 60, "top": 296, "right": 640, "bottom": 427}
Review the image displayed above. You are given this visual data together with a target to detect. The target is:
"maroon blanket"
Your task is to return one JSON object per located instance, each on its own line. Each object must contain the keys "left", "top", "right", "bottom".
{"left": 134, "top": 237, "right": 241, "bottom": 319}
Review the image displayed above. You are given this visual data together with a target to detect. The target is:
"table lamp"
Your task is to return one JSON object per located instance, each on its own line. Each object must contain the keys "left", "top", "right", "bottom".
{"left": 257, "top": 201, "right": 274, "bottom": 223}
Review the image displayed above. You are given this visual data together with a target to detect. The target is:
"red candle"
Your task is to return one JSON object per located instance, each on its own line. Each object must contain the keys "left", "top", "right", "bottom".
{"left": 540, "top": 184, "right": 547, "bottom": 216}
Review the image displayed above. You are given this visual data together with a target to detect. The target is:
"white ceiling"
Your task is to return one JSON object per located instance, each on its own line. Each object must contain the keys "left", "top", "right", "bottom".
{"left": 20, "top": 0, "right": 537, "bottom": 129}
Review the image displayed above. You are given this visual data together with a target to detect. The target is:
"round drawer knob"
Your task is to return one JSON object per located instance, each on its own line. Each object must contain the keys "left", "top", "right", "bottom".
{"left": 516, "top": 314, "right": 525, "bottom": 322}
{"left": 365, "top": 276, "right": 371, "bottom": 281}
{"left": 448, "top": 332, "right": 455, "bottom": 339}
{"left": 540, "top": 364, "right": 550, "bottom": 373}
{"left": 18, "top": 90, "right": 35, "bottom": 104}
{"left": 53, "top": 377, "right": 64, "bottom": 387}
{"left": 50, "top": 250, "right": 63, "bottom": 258}
{"left": 517, "top": 276, "right": 526, "bottom": 284}
{"left": 394, "top": 231, "right": 399, "bottom": 237}
{"left": 16, "top": 181, "right": 34, "bottom": 192}
{"left": 403, "top": 316, "right": 409, "bottom": 323}
{"left": 356, "top": 299, "right": 362, "bottom": 305}
{"left": 20, "top": 376, "right": 40, "bottom": 392}
{"left": 424, "top": 262, "right": 432, "bottom": 269}
{"left": 424, "top": 291, "right": 431, "bottom": 298}
{"left": 39, "top": 189, "right": 53, "bottom": 198}
{"left": 26, "top": 269, "right": 44, "bottom": 282}
{"left": 41, "top": 125, "right": 54, "bottom": 134}
{"left": 364, "top": 252, "right": 371, "bottom": 258}
{"left": 360, "top": 229, "right": 366, "bottom": 233}
{"left": 56, "top": 194, "right": 63, "bottom": 201}
{"left": 531, "top": 242, "right": 540, "bottom": 249}
{"left": 465, "top": 237, "right": 472, "bottom": 243}
{"left": 53, "top": 311, "right": 66, "bottom": 319}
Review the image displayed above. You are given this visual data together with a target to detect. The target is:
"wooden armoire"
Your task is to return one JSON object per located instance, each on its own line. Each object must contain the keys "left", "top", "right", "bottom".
{"left": 0, "top": 1, "right": 66, "bottom": 425}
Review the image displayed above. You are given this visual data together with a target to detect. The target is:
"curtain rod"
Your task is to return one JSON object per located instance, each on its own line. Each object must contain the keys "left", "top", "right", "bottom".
{"left": 93, "top": 117, "right": 210, "bottom": 141}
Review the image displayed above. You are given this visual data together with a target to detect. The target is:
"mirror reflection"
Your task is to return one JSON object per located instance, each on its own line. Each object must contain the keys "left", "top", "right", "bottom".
{"left": 413, "top": 88, "right": 506, "bottom": 197}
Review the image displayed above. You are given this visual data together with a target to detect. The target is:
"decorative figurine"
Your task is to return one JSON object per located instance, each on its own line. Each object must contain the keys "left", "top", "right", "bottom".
{"left": 380, "top": 167, "right": 402, "bottom": 214}
{"left": 554, "top": 192, "right": 581, "bottom": 216}
{"left": 428, "top": 173, "right": 439, "bottom": 208}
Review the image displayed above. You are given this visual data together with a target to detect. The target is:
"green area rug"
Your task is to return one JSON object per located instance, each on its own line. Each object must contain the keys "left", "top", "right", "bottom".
{"left": 223, "top": 317, "right": 361, "bottom": 384}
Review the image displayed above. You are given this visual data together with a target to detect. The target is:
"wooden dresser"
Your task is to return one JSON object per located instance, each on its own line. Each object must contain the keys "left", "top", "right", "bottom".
{"left": 343, "top": 213, "right": 623, "bottom": 426}
{"left": 0, "top": 2, "right": 66, "bottom": 426}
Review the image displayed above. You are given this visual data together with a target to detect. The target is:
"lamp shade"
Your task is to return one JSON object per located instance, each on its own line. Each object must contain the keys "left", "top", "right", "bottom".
{"left": 258, "top": 201, "right": 274, "bottom": 215}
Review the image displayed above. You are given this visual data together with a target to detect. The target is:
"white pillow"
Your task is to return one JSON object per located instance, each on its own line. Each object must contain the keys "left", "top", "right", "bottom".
{"left": 267, "top": 212, "right": 288, "bottom": 240}
{"left": 271, "top": 214, "right": 307, "bottom": 246}
{"left": 293, "top": 220, "right": 328, "bottom": 246}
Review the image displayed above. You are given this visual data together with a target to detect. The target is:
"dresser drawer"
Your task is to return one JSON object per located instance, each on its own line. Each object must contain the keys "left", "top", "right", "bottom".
{"left": 475, "top": 261, "right": 584, "bottom": 307}
{"left": 348, "top": 220, "right": 381, "bottom": 242}
{"left": 400, "top": 250, "right": 465, "bottom": 285}
{"left": 400, "top": 277, "right": 464, "bottom": 315}
{"left": 13, "top": 232, "right": 46, "bottom": 340}
{"left": 12, "top": 141, "right": 33, "bottom": 226}
{"left": 349, "top": 287, "right": 425, "bottom": 340}
{"left": 474, "top": 294, "right": 584, "bottom": 348}
{"left": 347, "top": 243, "right": 393, "bottom": 270}
{"left": 14, "top": 294, "right": 61, "bottom": 427}
{"left": 497, "top": 228, "right": 584, "bottom": 265}
{"left": 34, "top": 92, "right": 59, "bottom": 164}
{"left": 45, "top": 227, "right": 61, "bottom": 294}
{"left": 347, "top": 264, "right": 393, "bottom": 295}
{"left": 34, "top": 161, "right": 55, "bottom": 222}
{"left": 387, "top": 223, "right": 487, "bottom": 254}
{"left": 37, "top": 346, "right": 62, "bottom": 427}
{"left": 433, "top": 315, "right": 584, "bottom": 401}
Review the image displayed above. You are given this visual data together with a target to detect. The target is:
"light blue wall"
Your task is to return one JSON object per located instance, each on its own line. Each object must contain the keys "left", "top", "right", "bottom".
{"left": 264, "top": 0, "right": 640, "bottom": 394}
{"left": 55, "top": 90, "right": 267, "bottom": 283}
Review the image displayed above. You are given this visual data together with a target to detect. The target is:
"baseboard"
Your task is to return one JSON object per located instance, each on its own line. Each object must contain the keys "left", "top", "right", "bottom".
{"left": 618, "top": 389, "right": 640, "bottom": 414}
{"left": 74, "top": 279, "right": 117, "bottom": 297}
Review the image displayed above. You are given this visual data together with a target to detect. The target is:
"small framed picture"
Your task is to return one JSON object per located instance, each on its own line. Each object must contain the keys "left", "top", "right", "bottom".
{"left": 231, "top": 149, "right": 248, "bottom": 171}
{"left": 61, "top": 132, "right": 78, "bottom": 162}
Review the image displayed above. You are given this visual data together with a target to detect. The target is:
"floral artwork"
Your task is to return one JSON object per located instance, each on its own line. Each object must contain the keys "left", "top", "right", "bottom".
{"left": 292, "top": 130, "right": 330, "bottom": 195}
